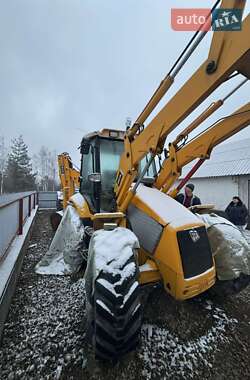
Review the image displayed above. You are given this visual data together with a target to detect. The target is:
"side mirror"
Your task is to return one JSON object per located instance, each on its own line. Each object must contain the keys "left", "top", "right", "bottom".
{"left": 81, "top": 139, "right": 90, "bottom": 154}
{"left": 88, "top": 173, "right": 101, "bottom": 183}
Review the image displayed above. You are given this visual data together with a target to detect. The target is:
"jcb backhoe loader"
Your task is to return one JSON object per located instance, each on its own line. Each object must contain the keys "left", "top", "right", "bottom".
{"left": 37, "top": 0, "right": 250, "bottom": 361}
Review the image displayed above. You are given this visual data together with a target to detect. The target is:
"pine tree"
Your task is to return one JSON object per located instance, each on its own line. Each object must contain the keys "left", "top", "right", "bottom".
{"left": 5, "top": 136, "right": 36, "bottom": 192}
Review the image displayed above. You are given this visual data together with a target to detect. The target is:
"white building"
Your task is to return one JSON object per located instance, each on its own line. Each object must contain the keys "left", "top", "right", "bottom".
{"left": 179, "top": 139, "right": 250, "bottom": 211}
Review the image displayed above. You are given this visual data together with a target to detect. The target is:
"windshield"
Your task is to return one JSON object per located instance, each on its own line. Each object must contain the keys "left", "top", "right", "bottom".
{"left": 100, "top": 139, "right": 124, "bottom": 191}
{"left": 80, "top": 145, "right": 94, "bottom": 204}
{"left": 139, "top": 154, "right": 157, "bottom": 179}
{"left": 80, "top": 137, "right": 124, "bottom": 212}
{"left": 80, "top": 136, "right": 159, "bottom": 212}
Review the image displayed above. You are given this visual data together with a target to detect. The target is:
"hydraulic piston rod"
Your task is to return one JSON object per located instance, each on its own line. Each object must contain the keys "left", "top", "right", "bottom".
{"left": 173, "top": 78, "right": 248, "bottom": 146}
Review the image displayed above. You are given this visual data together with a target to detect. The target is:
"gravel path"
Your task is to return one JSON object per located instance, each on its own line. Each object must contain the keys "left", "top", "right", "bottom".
{"left": 0, "top": 211, "right": 249, "bottom": 380}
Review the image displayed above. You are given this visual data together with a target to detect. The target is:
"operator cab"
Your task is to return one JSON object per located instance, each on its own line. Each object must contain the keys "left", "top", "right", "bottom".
{"left": 80, "top": 129, "right": 124, "bottom": 212}
{"left": 80, "top": 129, "right": 158, "bottom": 213}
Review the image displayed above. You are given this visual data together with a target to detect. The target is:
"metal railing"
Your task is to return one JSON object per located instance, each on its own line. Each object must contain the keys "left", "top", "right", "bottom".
{"left": 0, "top": 192, "right": 38, "bottom": 261}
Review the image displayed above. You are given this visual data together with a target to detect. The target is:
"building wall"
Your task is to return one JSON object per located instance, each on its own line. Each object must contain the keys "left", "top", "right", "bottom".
{"left": 177, "top": 176, "right": 239, "bottom": 210}
{"left": 238, "top": 175, "right": 250, "bottom": 210}
{"left": 176, "top": 175, "right": 250, "bottom": 211}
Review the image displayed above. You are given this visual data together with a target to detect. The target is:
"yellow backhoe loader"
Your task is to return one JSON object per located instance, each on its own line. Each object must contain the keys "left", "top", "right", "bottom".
{"left": 38, "top": 0, "right": 250, "bottom": 361}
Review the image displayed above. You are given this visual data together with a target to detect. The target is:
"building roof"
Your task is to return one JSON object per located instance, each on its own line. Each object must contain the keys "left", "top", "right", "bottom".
{"left": 181, "top": 138, "right": 250, "bottom": 178}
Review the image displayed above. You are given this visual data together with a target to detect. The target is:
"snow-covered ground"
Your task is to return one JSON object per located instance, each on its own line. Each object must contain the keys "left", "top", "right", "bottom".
{"left": 244, "top": 229, "right": 250, "bottom": 244}
{"left": 0, "top": 211, "right": 249, "bottom": 380}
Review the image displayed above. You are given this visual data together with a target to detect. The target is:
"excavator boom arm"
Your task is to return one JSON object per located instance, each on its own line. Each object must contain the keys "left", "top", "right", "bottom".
{"left": 115, "top": 0, "right": 250, "bottom": 211}
{"left": 155, "top": 103, "right": 250, "bottom": 192}
{"left": 58, "top": 153, "right": 80, "bottom": 209}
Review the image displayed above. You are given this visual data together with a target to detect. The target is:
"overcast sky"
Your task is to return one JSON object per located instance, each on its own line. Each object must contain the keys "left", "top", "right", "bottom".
{"left": 0, "top": 0, "right": 249, "bottom": 165}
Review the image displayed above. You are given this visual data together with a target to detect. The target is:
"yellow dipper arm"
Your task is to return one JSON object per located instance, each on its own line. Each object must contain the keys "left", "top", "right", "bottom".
{"left": 58, "top": 153, "right": 80, "bottom": 209}
{"left": 155, "top": 103, "right": 250, "bottom": 193}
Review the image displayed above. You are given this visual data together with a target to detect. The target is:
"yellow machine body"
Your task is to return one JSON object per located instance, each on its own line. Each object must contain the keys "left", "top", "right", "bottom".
{"left": 70, "top": 183, "right": 216, "bottom": 300}
{"left": 129, "top": 185, "right": 215, "bottom": 300}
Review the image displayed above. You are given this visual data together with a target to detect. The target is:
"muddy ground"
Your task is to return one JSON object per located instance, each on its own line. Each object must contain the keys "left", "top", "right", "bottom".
{"left": 0, "top": 210, "right": 249, "bottom": 380}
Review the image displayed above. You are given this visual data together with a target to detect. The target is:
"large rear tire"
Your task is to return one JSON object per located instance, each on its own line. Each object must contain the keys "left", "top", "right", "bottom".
{"left": 91, "top": 251, "right": 142, "bottom": 361}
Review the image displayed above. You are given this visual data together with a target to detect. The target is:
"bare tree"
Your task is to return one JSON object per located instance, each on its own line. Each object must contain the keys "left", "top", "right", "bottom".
{"left": 48, "top": 150, "right": 57, "bottom": 191}
{"left": 33, "top": 147, "right": 58, "bottom": 191}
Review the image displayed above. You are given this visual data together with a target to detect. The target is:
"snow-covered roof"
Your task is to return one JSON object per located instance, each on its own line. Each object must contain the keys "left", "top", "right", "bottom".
{"left": 181, "top": 138, "right": 250, "bottom": 178}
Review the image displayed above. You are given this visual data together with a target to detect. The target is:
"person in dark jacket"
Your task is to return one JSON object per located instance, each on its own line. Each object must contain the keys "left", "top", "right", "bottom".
{"left": 225, "top": 196, "right": 248, "bottom": 231}
{"left": 175, "top": 183, "right": 201, "bottom": 208}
